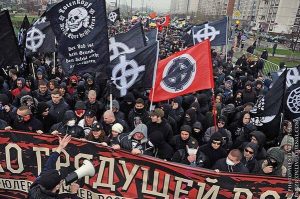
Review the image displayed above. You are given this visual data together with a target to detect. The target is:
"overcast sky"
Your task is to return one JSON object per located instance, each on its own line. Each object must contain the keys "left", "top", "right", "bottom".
{"left": 118, "top": 0, "right": 171, "bottom": 13}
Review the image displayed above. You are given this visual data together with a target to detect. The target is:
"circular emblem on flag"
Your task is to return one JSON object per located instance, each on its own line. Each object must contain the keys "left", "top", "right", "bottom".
{"left": 287, "top": 87, "right": 300, "bottom": 113}
{"left": 160, "top": 54, "right": 196, "bottom": 93}
{"left": 108, "top": 12, "right": 117, "bottom": 22}
{"left": 194, "top": 24, "right": 220, "bottom": 42}
{"left": 58, "top": 2, "right": 96, "bottom": 39}
{"left": 26, "top": 27, "right": 45, "bottom": 52}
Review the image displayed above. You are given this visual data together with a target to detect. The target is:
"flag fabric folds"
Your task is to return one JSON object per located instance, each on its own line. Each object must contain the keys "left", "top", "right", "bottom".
{"left": 157, "top": 15, "right": 170, "bottom": 27}
{"left": 25, "top": 21, "right": 56, "bottom": 55}
{"left": 0, "top": 11, "right": 22, "bottom": 68}
{"left": 107, "top": 41, "right": 159, "bottom": 97}
{"left": 46, "top": 0, "right": 109, "bottom": 75}
{"left": 150, "top": 40, "right": 214, "bottom": 102}
{"left": 107, "top": 8, "right": 120, "bottom": 24}
{"left": 18, "top": 15, "right": 30, "bottom": 48}
{"left": 145, "top": 28, "right": 158, "bottom": 45}
{"left": 109, "top": 22, "right": 146, "bottom": 61}
{"left": 192, "top": 17, "right": 227, "bottom": 46}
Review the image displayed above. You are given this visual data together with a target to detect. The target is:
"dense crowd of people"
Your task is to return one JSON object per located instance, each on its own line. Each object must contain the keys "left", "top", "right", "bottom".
{"left": 0, "top": 21, "right": 297, "bottom": 180}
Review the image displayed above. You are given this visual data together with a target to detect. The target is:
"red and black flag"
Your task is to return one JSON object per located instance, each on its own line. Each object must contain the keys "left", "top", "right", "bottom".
{"left": 149, "top": 40, "right": 214, "bottom": 102}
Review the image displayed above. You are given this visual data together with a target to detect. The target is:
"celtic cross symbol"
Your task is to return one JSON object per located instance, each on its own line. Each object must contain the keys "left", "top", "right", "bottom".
{"left": 26, "top": 27, "right": 45, "bottom": 52}
{"left": 109, "top": 37, "right": 135, "bottom": 61}
{"left": 111, "top": 55, "right": 145, "bottom": 96}
{"left": 108, "top": 12, "right": 118, "bottom": 22}
{"left": 286, "top": 68, "right": 300, "bottom": 88}
{"left": 193, "top": 24, "right": 220, "bottom": 42}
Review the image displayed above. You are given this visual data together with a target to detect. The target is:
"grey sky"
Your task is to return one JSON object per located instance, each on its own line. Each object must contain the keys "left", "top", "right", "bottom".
{"left": 119, "top": 0, "right": 171, "bottom": 13}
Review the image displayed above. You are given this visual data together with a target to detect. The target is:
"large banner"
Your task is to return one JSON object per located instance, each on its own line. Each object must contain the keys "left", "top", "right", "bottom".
{"left": 0, "top": 130, "right": 297, "bottom": 198}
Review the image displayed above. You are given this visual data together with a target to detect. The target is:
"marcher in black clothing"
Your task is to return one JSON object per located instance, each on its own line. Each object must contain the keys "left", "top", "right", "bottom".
{"left": 127, "top": 98, "right": 150, "bottom": 131}
{"left": 47, "top": 89, "right": 70, "bottom": 123}
{"left": 36, "top": 102, "right": 56, "bottom": 134}
{"left": 85, "top": 122, "right": 108, "bottom": 145}
{"left": 13, "top": 106, "right": 43, "bottom": 133}
{"left": 28, "top": 135, "right": 80, "bottom": 199}
{"left": 149, "top": 130, "right": 174, "bottom": 161}
{"left": 240, "top": 142, "right": 259, "bottom": 173}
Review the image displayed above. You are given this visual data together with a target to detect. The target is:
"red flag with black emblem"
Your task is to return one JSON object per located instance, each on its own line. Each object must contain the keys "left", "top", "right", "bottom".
{"left": 149, "top": 39, "right": 214, "bottom": 102}
{"left": 157, "top": 15, "right": 170, "bottom": 27}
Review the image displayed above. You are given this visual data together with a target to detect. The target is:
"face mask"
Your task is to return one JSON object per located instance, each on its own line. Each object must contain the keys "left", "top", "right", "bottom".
{"left": 185, "top": 117, "right": 191, "bottom": 122}
{"left": 193, "top": 129, "right": 201, "bottom": 133}
{"left": 75, "top": 109, "right": 85, "bottom": 117}
{"left": 135, "top": 108, "right": 143, "bottom": 113}
{"left": 226, "top": 157, "right": 235, "bottom": 166}
{"left": 67, "top": 119, "right": 76, "bottom": 127}
{"left": 71, "top": 82, "right": 77, "bottom": 86}
{"left": 187, "top": 147, "right": 198, "bottom": 155}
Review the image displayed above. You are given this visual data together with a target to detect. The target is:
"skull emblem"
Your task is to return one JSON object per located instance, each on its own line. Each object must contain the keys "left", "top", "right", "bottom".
{"left": 66, "top": 7, "right": 90, "bottom": 33}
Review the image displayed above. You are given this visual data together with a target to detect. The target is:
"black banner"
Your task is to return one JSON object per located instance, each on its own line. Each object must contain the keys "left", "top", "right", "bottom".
{"left": 0, "top": 130, "right": 298, "bottom": 198}
{"left": 46, "top": 0, "right": 109, "bottom": 75}
{"left": 0, "top": 11, "right": 22, "bottom": 68}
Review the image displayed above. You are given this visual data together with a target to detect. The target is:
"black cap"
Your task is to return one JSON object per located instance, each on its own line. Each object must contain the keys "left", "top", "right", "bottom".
{"left": 91, "top": 122, "right": 102, "bottom": 131}
{"left": 85, "top": 110, "right": 96, "bottom": 117}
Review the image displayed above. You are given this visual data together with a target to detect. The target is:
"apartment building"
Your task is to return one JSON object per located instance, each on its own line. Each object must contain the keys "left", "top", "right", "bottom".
{"left": 255, "top": 0, "right": 300, "bottom": 34}
{"left": 170, "top": 0, "right": 200, "bottom": 15}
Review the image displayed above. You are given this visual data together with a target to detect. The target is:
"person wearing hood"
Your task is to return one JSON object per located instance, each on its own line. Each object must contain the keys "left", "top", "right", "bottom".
{"left": 0, "top": 93, "right": 16, "bottom": 125}
{"left": 170, "top": 125, "right": 198, "bottom": 152}
{"left": 59, "top": 82, "right": 74, "bottom": 108}
{"left": 257, "top": 147, "right": 286, "bottom": 177}
{"left": 240, "top": 142, "right": 259, "bottom": 173}
{"left": 172, "top": 139, "right": 208, "bottom": 168}
{"left": 49, "top": 110, "right": 84, "bottom": 138}
{"left": 11, "top": 77, "right": 31, "bottom": 99}
{"left": 74, "top": 101, "right": 86, "bottom": 121}
{"left": 213, "top": 149, "right": 249, "bottom": 173}
{"left": 242, "top": 81, "right": 256, "bottom": 104}
{"left": 160, "top": 103, "right": 177, "bottom": 134}
{"left": 32, "top": 80, "right": 51, "bottom": 102}
{"left": 183, "top": 108, "right": 198, "bottom": 128}
{"left": 119, "top": 92, "right": 135, "bottom": 120}
{"left": 73, "top": 82, "right": 87, "bottom": 102}
{"left": 147, "top": 108, "right": 173, "bottom": 145}
{"left": 36, "top": 102, "right": 57, "bottom": 134}
{"left": 268, "top": 135, "right": 296, "bottom": 171}
{"left": 20, "top": 94, "right": 39, "bottom": 113}
{"left": 13, "top": 106, "right": 43, "bottom": 133}
{"left": 248, "top": 131, "right": 267, "bottom": 160}
{"left": 191, "top": 121, "right": 205, "bottom": 145}
{"left": 111, "top": 99, "right": 125, "bottom": 121}
{"left": 149, "top": 130, "right": 174, "bottom": 161}
{"left": 199, "top": 132, "right": 227, "bottom": 169}
{"left": 169, "top": 96, "right": 184, "bottom": 126}
{"left": 118, "top": 124, "right": 154, "bottom": 156}
{"left": 67, "top": 75, "right": 78, "bottom": 95}
{"left": 203, "top": 116, "right": 232, "bottom": 150}
{"left": 47, "top": 89, "right": 70, "bottom": 123}
{"left": 128, "top": 98, "right": 150, "bottom": 131}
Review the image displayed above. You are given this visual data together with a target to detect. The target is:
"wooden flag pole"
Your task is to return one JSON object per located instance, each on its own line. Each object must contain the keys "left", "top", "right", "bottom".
{"left": 225, "top": 16, "right": 229, "bottom": 63}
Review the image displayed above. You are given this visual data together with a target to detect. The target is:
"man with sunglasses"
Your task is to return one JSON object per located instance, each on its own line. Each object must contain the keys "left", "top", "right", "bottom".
{"left": 240, "top": 142, "right": 259, "bottom": 173}
{"left": 213, "top": 149, "right": 249, "bottom": 173}
{"left": 13, "top": 106, "right": 43, "bottom": 133}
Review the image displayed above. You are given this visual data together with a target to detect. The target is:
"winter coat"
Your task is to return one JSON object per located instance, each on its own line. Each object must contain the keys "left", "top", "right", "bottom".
{"left": 203, "top": 127, "right": 232, "bottom": 149}
{"left": 172, "top": 149, "right": 209, "bottom": 168}
{"left": 47, "top": 99, "right": 70, "bottom": 123}
{"left": 119, "top": 124, "right": 154, "bottom": 156}
{"left": 127, "top": 107, "right": 150, "bottom": 131}
{"left": 147, "top": 118, "right": 173, "bottom": 145}
{"left": 213, "top": 158, "right": 249, "bottom": 173}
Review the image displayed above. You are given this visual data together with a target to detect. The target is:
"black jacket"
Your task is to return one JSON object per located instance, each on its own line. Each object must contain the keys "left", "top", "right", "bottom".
{"left": 147, "top": 119, "right": 173, "bottom": 145}
{"left": 32, "top": 90, "right": 51, "bottom": 102}
{"left": 13, "top": 117, "right": 43, "bottom": 132}
{"left": 172, "top": 149, "right": 208, "bottom": 168}
{"left": 127, "top": 107, "right": 150, "bottom": 131}
{"left": 212, "top": 158, "right": 249, "bottom": 173}
{"left": 47, "top": 99, "right": 70, "bottom": 123}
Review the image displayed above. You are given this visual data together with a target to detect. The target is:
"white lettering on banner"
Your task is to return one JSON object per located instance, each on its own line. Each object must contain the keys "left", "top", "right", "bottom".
{"left": 0, "top": 178, "right": 32, "bottom": 192}
{"left": 58, "top": 0, "right": 92, "bottom": 14}
{"left": 74, "top": 153, "right": 93, "bottom": 184}
{"left": 5, "top": 143, "right": 24, "bottom": 173}
{"left": 33, "top": 147, "right": 50, "bottom": 175}
{"left": 93, "top": 156, "right": 115, "bottom": 191}
{"left": 174, "top": 176, "right": 193, "bottom": 199}
{"left": 260, "top": 190, "right": 280, "bottom": 199}
{"left": 197, "top": 182, "right": 220, "bottom": 199}
{"left": 233, "top": 188, "right": 253, "bottom": 199}
{"left": 54, "top": 148, "right": 70, "bottom": 170}
{"left": 118, "top": 160, "right": 139, "bottom": 191}
{"left": 141, "top": 167, "right": 170, "bottom": 198}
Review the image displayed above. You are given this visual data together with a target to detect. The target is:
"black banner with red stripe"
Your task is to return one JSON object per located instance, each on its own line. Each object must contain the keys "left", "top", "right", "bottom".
{"left": 0, "top": 130, "right": 297, "bottom": 198}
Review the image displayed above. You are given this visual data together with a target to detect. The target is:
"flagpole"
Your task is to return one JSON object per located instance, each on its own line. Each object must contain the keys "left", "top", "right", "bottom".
{"left": 149, "top": 30, "right": 159, "bottom": 111}
{"left": 225, "top": 16, "right": 229, "bottom": 63}
{"left": 279, "top": 68, "right": 288, "bottom": 137}
{"left": 211, "top": 88, "right": 217, "bottom": 130}
{"left": 31, "top": 63, "right": 36, "bottom": 79}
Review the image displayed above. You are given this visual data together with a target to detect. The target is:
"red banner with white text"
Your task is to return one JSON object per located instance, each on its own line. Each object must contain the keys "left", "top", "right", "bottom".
{"left": 0, "top": 130, "right": 297, "bottom": 199}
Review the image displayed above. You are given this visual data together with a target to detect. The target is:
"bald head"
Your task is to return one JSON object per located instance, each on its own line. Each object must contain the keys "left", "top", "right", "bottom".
{"left": 103, "top": 110, "right": 115, "bottom": 124}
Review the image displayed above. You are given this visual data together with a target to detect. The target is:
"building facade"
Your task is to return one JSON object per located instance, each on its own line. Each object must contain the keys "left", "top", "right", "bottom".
{"left": 170, "top": 0, "right": 200, "bottom": 16}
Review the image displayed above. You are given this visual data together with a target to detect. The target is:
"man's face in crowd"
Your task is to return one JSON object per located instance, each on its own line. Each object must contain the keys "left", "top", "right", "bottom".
{"left": 211, "top": 140, "right": 221, "bottom": 150}
{"left": 150, "top": 115, "right": 158, "bottom": 123}
{"left": 180, "top": 131, "right": 190, "bottom": 141}
{"left": 88, "top": 95, "right": 96, "bottom": 104}
{"left": 242, "top": 113, "right": 251, "bottom": 124}
{"left": 135, "top": 103, "right": 144, "bottom": 110}
{"left": 51, "top": 94, "right": 62, "bottom": 104}
{"left": 244, "top": 147, "right": 254, "bottom": 159}
{"left": 227, "top": 153, "right": 240, "bottom": 165}
{"left": 133, "top": 132, "right": 144, "bottom": 140}
{"left": 103, "top": 114, "right": 114, "bottom": 124}
{"left": 85, "top": 116, "right": 95, "bottom": 126}
{"left": 251, "top": 136, "right": 258, "bottom": 145}
{"left": 39, "top": 85, "right": 48, "bottom": 94}
{"left": 17, "top": 80, "right": 23, "bottom": 89}
{"left": 172, "top": 102, "right": 179, "bottom": 109}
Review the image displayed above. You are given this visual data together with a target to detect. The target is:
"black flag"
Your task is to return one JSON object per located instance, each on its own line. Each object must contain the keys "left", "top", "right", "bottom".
{"left": 0, "top": 11, "right": 22, "bottom": 68}
{"left": 109, "top": 22, "right": 146, "bottom": 61}
{"left": 107, "top": 8, "right": 120, "bottom": 24}
{"left": 18, "top": 15, "right": 30, "bottom": 48}
{"left": 145, "top": 28, "right": 158, "bottom": 45}
{"left": 46, "top": 0, "right": 109, "bottom": 75}
{"left": 107, "top": 41, "right": 158, "bottom": 97}
{"left": 25, "top": 21, "right": 56, "bottom": 55}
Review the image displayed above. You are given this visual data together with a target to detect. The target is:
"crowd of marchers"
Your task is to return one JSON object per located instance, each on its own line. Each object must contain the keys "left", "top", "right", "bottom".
{"left": 0, "top": 23, "right": 298, "bottom": 179}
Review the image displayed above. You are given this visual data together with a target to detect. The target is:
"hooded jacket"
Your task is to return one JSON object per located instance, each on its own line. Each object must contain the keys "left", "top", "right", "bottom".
{"left": 49, "top": 111, "right": 84, "bottom": 138}
{"left": 249, "top": 131, "right": 267, "bottom": 160}
{"left": 240, "top": 142, "right": 259, "bottom": 173}
{"left": 169, "top": 96, "right": 184, "bottom": 124}
{"left": 119, "top": 124, "right": 154, "bottom": 156}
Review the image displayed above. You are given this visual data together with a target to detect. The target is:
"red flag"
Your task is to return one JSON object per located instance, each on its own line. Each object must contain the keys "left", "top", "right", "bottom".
{"left": 157, "top": 15, "right": 170, "bottom": 27}
{"left": 149, "top": 40, "right": 214, "bottom": 102}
